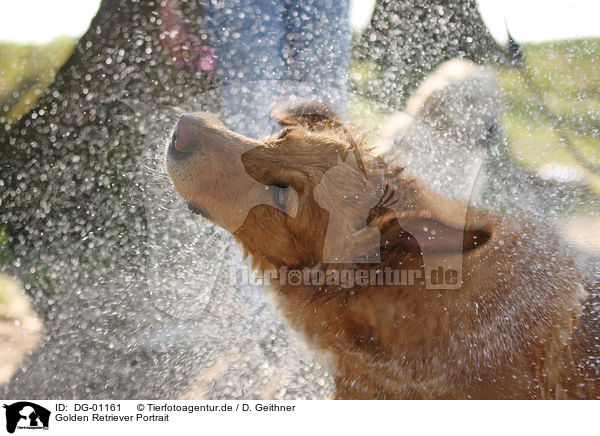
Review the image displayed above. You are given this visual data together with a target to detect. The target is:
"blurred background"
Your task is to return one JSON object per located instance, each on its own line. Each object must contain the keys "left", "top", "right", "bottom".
{"left": 0, "top": 0, "right": 598, "bottom": 398}
{"left": 2, "top": 0, "right": 599, "bottom": 187}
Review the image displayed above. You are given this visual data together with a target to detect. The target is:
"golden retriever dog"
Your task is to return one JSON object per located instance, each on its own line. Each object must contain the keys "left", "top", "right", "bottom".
{"left": 166, "top": 103, "right": 599, "bottom": 399}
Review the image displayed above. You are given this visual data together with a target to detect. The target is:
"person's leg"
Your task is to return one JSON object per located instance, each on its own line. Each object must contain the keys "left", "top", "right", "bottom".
{"left": 199, "top": 1, "right": 288, "bottom": 331}
{"left": 201, "top": 0, "right": 286, "bottom": 137}
{"left": 282, "top": 0, "right": 350, "bottom": 115}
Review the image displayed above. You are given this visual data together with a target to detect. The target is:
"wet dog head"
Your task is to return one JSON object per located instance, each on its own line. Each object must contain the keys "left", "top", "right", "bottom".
{"left": 166, "top": 104, "right": 490, "bottom": 271}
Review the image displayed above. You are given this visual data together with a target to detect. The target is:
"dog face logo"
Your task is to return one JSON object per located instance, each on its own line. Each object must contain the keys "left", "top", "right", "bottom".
{"left": 3, "top": 402, "right": 50, "bottom": 434}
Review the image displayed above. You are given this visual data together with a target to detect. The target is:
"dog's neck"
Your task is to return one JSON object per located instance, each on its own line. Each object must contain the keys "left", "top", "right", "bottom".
{"left": 241, "top": 224, "right": 587, "bottom": 398}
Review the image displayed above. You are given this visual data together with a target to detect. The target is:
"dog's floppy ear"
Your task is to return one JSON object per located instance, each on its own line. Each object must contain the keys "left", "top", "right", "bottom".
{"left": 270, "top": 102, "right": 339, "bottom": 128}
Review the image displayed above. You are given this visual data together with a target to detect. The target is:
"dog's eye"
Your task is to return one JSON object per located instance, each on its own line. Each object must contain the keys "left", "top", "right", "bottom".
{"left": 269, "top": 182, "right": 290, "bottom": 210}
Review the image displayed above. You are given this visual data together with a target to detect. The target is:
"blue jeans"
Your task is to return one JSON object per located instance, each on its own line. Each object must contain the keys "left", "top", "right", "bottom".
{"left": 201, "top": 0, "right": 350, "bottom": 137}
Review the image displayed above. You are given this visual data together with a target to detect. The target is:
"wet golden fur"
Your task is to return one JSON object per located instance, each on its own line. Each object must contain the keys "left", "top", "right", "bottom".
{"left": 166, "top": 104, "right": 599, "bottom": 399}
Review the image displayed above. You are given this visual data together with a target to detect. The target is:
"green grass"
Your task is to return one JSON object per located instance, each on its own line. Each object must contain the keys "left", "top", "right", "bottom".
{"left": 498, "top": 39, "right": 600, "bottom": 192}
{"left": 0, "top": 227, "right": 7, "bottom": 248}
{"left": 0, "top": 274, "right": 12, "bottom": 305}
{"left": 0, "top": 37, "right": 76, "bottom": 126}
{"left": 0, "top": 228, "right": 10, "bottom": 304}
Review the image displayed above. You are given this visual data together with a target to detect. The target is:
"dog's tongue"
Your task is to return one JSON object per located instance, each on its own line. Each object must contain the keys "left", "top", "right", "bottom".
{"left": 398, "top": 216, "right": 489, "bottom": 254}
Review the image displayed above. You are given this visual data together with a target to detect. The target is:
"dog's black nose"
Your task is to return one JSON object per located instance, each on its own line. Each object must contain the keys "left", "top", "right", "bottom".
{"left": 169, "top": 113, "right": 197, "bottom": 157}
